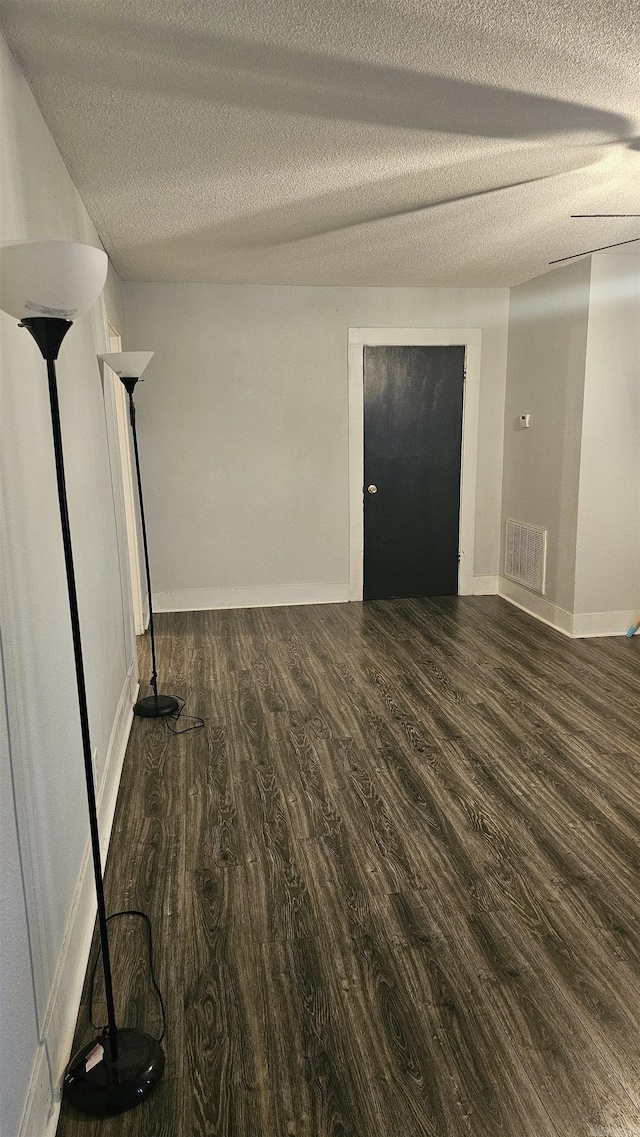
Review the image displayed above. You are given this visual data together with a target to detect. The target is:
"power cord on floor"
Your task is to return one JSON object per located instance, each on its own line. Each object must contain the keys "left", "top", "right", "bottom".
{"left": 165, "top": 694, "right": 205, "bottom": 735}
{"left": 88, "top": 909, "right": 166, "bottom": 1043}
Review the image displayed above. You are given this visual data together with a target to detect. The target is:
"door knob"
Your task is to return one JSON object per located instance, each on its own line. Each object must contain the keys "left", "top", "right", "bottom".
{"left": 367, "top": 484, "right": 378, "bottom": 494}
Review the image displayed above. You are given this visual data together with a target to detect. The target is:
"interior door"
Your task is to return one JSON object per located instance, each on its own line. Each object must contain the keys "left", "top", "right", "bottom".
{"left": 363, "top": 344, "right": 465, "bottom": 600}
{"left": 107, "top": 323, "right": 146, "bottom": 634}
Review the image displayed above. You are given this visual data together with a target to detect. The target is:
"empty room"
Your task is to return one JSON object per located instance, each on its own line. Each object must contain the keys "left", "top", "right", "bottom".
{"left": 1, "top": 1, "right": 639, "bottom": 1135}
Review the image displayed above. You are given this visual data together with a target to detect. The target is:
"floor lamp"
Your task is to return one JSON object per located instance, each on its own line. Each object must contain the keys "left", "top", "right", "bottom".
{"left": 0, "top": 240, "right": 164, "bottom": 1116}
{"left": 99, "top": 352, "right": 180, "bottom": 719}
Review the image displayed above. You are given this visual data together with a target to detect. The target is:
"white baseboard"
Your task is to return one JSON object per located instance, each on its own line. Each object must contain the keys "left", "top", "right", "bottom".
{"left": 154, "top": 581, "right": 350, "bottom": 612}
{"left": 498, "top": 576, "right": 574, "bottom": 637}
{"left": 19, "top": 662, "right": 137, "bottom": 1137}
{"left": 472, "top": 575, "right": 499, "bottom": 595}
{"left": 498, "top": 577, "right": 637, "bottom": 638}
{"left": 155, "top": 578, "right": 506, "bottom": 610}
{"left": 19, "top": 1042, "right": 53, "bottom": 1137}
{"left": 572, "top": 609, "right": 639, "bottom": 638}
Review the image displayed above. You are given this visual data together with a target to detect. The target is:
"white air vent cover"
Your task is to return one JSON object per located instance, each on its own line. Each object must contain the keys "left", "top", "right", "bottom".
{"left": 504, "top": 519, "right": 547, "bottom": 594}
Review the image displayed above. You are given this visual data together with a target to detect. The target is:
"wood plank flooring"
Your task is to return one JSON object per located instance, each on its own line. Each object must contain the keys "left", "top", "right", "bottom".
{"left": 56, "top": 596, "right": 640, "bottom": 1136}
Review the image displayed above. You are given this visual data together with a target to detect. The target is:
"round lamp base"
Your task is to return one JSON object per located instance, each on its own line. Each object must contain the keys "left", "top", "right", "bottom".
{"left": 63, "top": 1028, "right": 165, "bottom": 1117}
{"left": 133, "top": 694, "right": 180, "bottom": 718}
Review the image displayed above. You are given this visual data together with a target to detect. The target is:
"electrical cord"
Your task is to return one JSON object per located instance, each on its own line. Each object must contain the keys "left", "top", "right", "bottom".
{"left": 88, "top": 909, "right": 166, "bottom": 1042}
{"left": 165, "top": 693, "right": 205, "bottom": 735}
{"left": 88, "top": 700, "right": 203, "bottom": 1039}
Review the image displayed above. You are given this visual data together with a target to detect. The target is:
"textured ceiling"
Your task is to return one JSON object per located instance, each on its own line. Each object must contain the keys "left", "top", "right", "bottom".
{"left": 1, "top": 0, "right": 638, "bottom": 286}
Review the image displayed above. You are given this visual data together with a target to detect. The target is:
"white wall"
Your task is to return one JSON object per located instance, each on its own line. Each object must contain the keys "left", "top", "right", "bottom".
{"left": 123, "top": 282, "right": 509, "bottom": 610}
{"left": 500, "top": 253, "right": 640, "bottom": 636}
{"left": 0, "top": 33, "right": 135, "bottom": 1137}
{"left": 0, "top": 642, "right": 38, "bottom": 1137}
{"left": 501, "top": 258, "right": 591, "bottom": 614}
{"left": 574, "top": 253, "right": 640, "bottom": 626}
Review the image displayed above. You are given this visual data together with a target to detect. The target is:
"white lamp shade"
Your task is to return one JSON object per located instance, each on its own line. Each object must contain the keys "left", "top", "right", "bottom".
{"left": 99, "top": 351, "right": 154, "bottom": 378}
{"left": 0, "top": 239, "right": 108, "bottom": 321}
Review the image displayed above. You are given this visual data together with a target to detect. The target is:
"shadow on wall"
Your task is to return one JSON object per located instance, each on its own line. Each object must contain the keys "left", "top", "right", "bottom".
{"left": 111, "top": 166, "right": 601, "bottom": 286}
{"left": 1, "top": 1, "right": 634, "bottom": 139}
{"left": 120, "top": 149, "right": 606, "bottom": 253}
{"left": 4, "top": 0, "right": 637, "bottom": 282}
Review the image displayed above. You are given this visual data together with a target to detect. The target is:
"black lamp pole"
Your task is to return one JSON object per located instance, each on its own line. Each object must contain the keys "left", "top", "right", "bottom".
{"left": 19, "top": 317, "right": 164, "bottom": 1117}
{"left": 120, "top": 375, "right": 179, "bottom": 719}
{"left": 22, "top": 318, "right": 119, "bottom": 1053}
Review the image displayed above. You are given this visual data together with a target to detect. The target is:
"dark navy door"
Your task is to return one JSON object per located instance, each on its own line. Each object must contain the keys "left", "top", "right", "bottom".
{"left": 363, "top": 345, "right": 465, "bottom": 600}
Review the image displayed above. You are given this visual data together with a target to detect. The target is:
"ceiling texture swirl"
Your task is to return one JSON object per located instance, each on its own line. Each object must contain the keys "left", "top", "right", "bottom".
{"left": 1, "top": 0, "right": 638, "bottom": 285}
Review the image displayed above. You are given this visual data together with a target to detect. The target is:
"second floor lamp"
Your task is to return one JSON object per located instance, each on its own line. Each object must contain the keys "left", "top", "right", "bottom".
{"left": 100, "top": 352, "right": 179, "bottom": 719}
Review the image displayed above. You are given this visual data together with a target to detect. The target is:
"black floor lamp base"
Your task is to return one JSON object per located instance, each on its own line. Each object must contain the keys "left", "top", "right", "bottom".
{"left": 63, "top": 1027, "right": 165, "bottom": 1116}
{"left": 133, "top": 694, "right": 180, "bottom": 718}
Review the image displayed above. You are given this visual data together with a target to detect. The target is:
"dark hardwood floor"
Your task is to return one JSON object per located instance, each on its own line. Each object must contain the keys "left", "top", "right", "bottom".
{"left": 56, "top": 596, "right": 640, "bottom": 1136}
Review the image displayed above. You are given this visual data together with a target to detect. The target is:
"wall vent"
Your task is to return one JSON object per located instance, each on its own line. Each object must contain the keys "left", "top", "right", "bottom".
{"left": 504, "top": 519, "right": 547, "bottom": 595}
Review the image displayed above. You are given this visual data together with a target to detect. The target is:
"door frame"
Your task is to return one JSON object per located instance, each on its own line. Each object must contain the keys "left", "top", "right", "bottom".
{"left": 348, "top": 327, "right": 482, "bottom": 600}
{"left": 100, "top": 310, "right": 146, "bottom": 635}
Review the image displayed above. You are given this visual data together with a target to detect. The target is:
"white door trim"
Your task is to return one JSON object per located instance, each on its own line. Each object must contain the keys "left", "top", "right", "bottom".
{"left": 101, "top": 315, "right": 146, "bottom": 635}
{"left": 347, "top": 327, "right": 482, "bottom": 600}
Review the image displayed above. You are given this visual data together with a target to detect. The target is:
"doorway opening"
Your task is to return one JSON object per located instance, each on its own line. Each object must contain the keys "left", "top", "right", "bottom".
{"left": 348, "top": 328, "right": 482, "bottom": 600}
{"left": 106, "top": 323, "right": 146, "bottom": 634}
